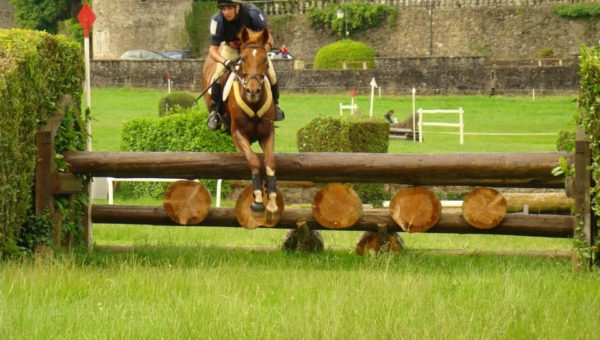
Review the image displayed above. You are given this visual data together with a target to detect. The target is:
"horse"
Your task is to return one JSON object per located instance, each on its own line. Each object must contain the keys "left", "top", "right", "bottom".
{"left": 201, "top": 27, "right": 279, "bottom": 221}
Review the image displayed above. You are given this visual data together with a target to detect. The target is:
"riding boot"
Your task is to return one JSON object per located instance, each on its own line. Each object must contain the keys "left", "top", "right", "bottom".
{"left": 207, "top": 83, "right": 223, "bottom": 130}
{"left": 271, "top": 82, "right": 285, "bottom": 121}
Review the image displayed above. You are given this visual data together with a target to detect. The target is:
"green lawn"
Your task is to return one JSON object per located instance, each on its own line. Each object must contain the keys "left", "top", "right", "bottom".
{"left": 3, "top": 88, "right": 596, "bottom": 339}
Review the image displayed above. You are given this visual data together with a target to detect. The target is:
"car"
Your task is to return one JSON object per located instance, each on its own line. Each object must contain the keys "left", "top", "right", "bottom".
{"left": 163, "top": 50, "right": 193, "bottom": 59}
{"left": 119, "top": 50, "right": 171, "bottom": 60}
{"left": 268, "top": 51, "right": 293, "bottom": 60}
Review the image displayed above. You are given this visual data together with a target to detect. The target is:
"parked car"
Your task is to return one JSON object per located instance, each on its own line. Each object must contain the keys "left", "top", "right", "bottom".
{"left": 268, "top": 51, "right": 293, "bottom": 60}
{"left": 163, "top": 50, "right": 193, "bottom": 59}
{"left": 119, "top": 50, "right": 171, "bottom": 60}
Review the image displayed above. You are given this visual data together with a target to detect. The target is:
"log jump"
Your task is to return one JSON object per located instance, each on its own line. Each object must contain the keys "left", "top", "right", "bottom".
{"left": 64, "top": 151, "right": 571, "bottom": 188}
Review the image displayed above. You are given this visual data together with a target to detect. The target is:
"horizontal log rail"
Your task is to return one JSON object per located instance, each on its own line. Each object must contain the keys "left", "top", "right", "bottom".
{"left": 93, "top": 205, "right": 574, "bottom": 238}
{"left": 64, "top": 151, "right": 572, "bottom": 188}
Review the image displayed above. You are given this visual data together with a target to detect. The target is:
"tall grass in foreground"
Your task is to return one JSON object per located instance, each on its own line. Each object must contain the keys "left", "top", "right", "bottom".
{"left": 1, "top": 249, "right": 598, "bottom": 338}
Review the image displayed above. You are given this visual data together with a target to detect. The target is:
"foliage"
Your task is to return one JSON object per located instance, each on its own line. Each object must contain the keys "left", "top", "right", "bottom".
{"left": 312, "top": 39, "right": 375, "bottom": 70}
{"left": 297, "top": 115, "right": 389, "bottom": 205}
{"left": 185, "top": 0, "right": 217, "bottom": 58}
{"left": 0, "top": 29, "right": 85, "bottom": 256}
{"left": 10, "top": 0, "right": 81, "bottom": 33}
{"left": 539, "top": 47, "right": 555, "bottom": 58}
{"left": 57, "top": 18, "right": 84, "bottom": 43}
{"left": 307, "top": 3, "right": 397, "bottom": 37}
{"left": 121, "top": 107, "right": 236, "bottom": 198}
{"left": 554, "top": 3, "right": 600, "bottom": 18}
{"left": 577, "top": 45, "right": 600, "bottom": 265}
{"left": 158, "top": 92, "right": 197, "bottom": 116}
{"left": 556, "top": 130, "right": 575, "bottom": 152}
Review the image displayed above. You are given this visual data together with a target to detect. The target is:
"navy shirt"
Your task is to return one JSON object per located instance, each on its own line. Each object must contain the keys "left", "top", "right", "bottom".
{"left": 210, "top": 4, "right": 268, "bottom": 47}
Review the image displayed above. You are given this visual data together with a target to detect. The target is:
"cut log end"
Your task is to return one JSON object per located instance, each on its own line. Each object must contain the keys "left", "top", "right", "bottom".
{"left": 356, "top": 231, "right": 404, "bottom": 255}
{"left": 311, "top": 183, "right": 362, "bottom": 229}
{"left": 163, "top": 180, "right": 211, "bottom": 225}
{"left": 235, "top": 186, "right": 284, "bottom": 229}
{"left": 389, "top": 186, "right": 441, "bottom": 233}
{"left": 462, "top": 187, "right": 507, "bottom": 229}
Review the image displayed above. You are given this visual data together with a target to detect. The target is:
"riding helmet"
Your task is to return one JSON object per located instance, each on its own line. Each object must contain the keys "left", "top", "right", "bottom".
{"left": 217, "top": 0, "right": 243, "bottom": 7}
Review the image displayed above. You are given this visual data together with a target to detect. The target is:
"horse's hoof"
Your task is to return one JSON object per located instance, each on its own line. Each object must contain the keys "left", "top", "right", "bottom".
{"left": 251, "top": 202, "right": 265, "bottom": 214}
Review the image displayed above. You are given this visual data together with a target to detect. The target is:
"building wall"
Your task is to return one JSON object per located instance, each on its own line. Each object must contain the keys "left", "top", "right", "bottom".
{"left": 92, "top": 0, "right": 192, "bottom": 59}
{"left": 0, "top": 0, "right": 13, "bottom": 28}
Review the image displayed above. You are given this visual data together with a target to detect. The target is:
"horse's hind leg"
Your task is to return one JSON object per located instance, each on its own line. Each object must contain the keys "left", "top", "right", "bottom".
{"left": 232, "top": 131, "right": 265, "bottom": 213}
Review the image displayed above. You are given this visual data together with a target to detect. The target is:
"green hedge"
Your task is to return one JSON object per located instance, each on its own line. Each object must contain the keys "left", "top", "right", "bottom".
{"left": 554, "top": 4, "right": 600, "bottom": 18}
{"left": 0, "top": 29, "right": 85, "bottom": 256}
{"left": 313, "top": 39, "right": 375, "bottom": 70}
{"left": 308, "top": 4, "right": 397, "bottom": 37}
{"left": 158, "top": 92, "right": 197, "bottom": 116}
{"left": 577, "top": 45, "right": 600, "bottom": 264}
{"left": 297, "top": 115, "right": 389, "bottom": 207}
{"left": 121, "top": 107, "right": 236, "bottom": 198}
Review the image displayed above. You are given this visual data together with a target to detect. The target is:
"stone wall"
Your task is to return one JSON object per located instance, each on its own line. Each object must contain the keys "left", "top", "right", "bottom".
{"left": 277, "top": 7, "right": 599, "bottom": 60}
{"left": 91, "top": 2, "right": 599, "bottom": 60}
{"left": 90, "top": 57, "right": 579, "bottom": 94}
{"left": 0, "top": 0, "right": 13, "bottom": 28}
{"left": 91, "top": 0, "right": 192, "bottom": 59}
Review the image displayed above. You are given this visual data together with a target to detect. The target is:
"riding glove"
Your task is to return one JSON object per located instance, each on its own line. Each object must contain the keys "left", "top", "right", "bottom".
{"left": 223, "top": 59, "right": 236, "bottom": 72}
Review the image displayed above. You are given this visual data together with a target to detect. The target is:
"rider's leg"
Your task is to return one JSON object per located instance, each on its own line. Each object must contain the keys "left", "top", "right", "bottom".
{"left": 207, "top": 82, "right": 223, "bottom": 130}
{"left": 267, "top": 58, "right": 285, "bottom": 122}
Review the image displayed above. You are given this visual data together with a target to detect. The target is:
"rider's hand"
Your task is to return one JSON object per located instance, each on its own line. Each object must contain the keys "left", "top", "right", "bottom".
{"left": 223, "top": 59, "right": 236, "bottom": 72}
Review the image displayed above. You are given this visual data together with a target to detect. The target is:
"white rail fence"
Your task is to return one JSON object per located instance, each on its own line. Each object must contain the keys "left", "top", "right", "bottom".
{"left": 418, "top": 108, "right": 464, "bottom": 144}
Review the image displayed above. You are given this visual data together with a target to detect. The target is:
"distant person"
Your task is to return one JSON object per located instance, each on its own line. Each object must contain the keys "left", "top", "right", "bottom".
{"left": 384, "top": 109, "right": 394, "bottom": 123}
{"left": 280, "top": 44, "right": 289, "bottom": 58}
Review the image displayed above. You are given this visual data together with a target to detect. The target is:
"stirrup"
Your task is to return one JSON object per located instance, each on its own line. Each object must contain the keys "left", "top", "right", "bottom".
{"left": 274, "top": 105, "right": 285, "bottom": 122}
{"left": 207, "top": 111, "right": 222, "bottom": 130}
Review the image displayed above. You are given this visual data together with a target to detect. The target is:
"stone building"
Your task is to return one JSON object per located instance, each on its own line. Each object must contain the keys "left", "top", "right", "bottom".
{"left": 0, "top": 0, "right": 13, "bottom": 28}
{"left": 92, "top": 0, "right": 192, "bottom": 59}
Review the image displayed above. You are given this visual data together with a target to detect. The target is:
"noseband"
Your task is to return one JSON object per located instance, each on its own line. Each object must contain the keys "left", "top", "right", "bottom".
{"left": 237, "top": 44, "right": 269, "bottom": 90}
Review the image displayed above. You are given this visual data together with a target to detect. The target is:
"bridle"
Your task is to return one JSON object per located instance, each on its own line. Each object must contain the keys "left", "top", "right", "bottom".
{"left": 236, "top": 44, "right": 269, "bottom": 91}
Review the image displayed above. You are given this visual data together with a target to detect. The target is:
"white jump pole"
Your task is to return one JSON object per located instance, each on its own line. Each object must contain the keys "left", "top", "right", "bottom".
{"left": 412, "top": 87, "right": 416, "bottom": 141}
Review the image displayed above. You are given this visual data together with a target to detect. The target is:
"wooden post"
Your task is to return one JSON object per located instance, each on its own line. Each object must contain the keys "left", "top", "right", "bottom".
{"left": 574, "top": 129, "right": 594, "bottom": 269}
{"left": 34, "top": 95, "right": 72, "bottom": 247}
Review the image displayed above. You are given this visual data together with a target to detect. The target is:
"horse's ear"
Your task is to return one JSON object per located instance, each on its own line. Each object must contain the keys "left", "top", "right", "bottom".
{"left": 240, "top": 27, "right": 250, "bottom": 44}
{"left": 260, "top": 28, "right": 269, "bottom": 46}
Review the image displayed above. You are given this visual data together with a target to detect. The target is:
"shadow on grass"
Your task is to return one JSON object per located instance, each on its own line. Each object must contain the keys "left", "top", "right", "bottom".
{"left": 71, "top": 244, "right": 572, "bottom": 274}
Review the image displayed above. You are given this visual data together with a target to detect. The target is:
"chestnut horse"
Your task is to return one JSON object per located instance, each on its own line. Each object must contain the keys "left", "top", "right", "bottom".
{"left": 201, "top": 27, "right": 279, "bottom": 219}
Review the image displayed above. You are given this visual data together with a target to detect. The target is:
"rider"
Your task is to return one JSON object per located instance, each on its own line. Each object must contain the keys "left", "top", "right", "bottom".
{"left": 206, "top": 0, "right": 285, "bottom": 130}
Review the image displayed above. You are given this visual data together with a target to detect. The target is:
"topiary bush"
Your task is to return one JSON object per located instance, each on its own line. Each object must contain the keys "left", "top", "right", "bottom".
{"left": 313, "top": 39, "right": 375, "bottom": 70}
{"left": 158, "top": 91, "right": 197, "bottom": 116}
{"left": 297, "top": 115, "right": 389, "bottom": 207}
{"left": 121, "top": 106, "right": 236, "bottom": 198}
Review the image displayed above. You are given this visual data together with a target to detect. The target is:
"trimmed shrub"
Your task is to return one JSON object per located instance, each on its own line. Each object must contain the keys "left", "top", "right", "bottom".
{"left": 313, "top": 39, "right": 375, "bottom": 70}
{"left": 297, "top": 115, "right": 389, "bottom": 207}
{"left": 0, "top": 29, "right": 85, "bottom": 256}
{"left": 121, "top": 106, "right": 236, "bottom": 198}
{"left": 297, "top": 115, "right": 389, "bottom": 153}
{"left": 158, "top": 91, "right": 197, "bottom": 116}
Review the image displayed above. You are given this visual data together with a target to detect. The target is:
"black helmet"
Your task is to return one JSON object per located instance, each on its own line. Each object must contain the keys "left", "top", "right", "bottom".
{"left": 217, "top": 0, "right": 242, "bottom": 7}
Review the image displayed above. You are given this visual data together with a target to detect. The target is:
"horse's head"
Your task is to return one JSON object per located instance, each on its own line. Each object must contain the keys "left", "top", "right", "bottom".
{"left": 238, "top": 27, "right": 270, "bottom": 104}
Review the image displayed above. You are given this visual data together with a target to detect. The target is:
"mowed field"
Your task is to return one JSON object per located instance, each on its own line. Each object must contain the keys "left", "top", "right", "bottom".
{"left": 2, "top": 88, "right": 598, "bottom": 339}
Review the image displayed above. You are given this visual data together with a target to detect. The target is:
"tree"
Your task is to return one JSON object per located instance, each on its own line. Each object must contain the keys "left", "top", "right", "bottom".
{"left": 11, "top": 0, "right": 81, "bottom": 33}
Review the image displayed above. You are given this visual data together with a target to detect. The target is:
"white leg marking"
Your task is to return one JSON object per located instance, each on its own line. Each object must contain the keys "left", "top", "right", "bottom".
{"left": 266, "top": 166, "right": 275, "bottom": 176}
{"left": 254, "top": 190, "right": 263, "bottom": 203}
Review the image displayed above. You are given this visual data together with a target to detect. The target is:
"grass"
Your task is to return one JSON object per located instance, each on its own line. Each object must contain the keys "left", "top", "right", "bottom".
{"left": 3, "top": 88, "right": 596, "bottom": 338}
{"left": 1, "top": 249, "right": 598, "bottom": 338}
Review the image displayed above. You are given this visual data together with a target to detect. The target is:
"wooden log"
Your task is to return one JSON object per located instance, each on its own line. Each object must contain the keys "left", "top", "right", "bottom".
{"left": 163, "top": 180, "right": 211, "bottom": 225}
{"left": 389, "top": 187, "right": 441, "bottom": 232}
{"left": 312, "top": 183, "right": 362, "bottom": 229}
{"left": 63, "top": 151, "right": 572, "bottom": 188}
{"left": 462, "top": 188, "right": 507, "bottom": 229}
{"left": 51, "top": 172, "right": 84, "bottom": 195}
{"left": 282, "top": 221, "right": 324, "bottom": 252}
{"left": 92, "top": 205, "right": 576, "bottom": 238}
{"left": 235, "top": 186, "right": 284, "bottom": 229}
{"left": 356, "top": 224, "right": 404, "bottom": 255}
{"left": 503, "top": 192, "right": 573, "bottom": 213}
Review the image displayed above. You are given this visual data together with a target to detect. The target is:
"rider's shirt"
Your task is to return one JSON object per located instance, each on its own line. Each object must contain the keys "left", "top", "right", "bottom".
{"left": 210, "top": 4, "right": 268, "bottom": 48}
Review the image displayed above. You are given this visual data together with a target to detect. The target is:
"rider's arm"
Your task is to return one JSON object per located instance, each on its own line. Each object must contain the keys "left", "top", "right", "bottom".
{"left": 208, "top": 45, "right": 225, "bottom": 64}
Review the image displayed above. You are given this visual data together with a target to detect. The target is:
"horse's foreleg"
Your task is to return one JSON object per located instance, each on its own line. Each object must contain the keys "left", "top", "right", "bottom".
{"left": 259, "top": 133, "right": 278, "bottom": 216}
{"left": 232, "top": 131, "right": 265, "bottom": 213}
